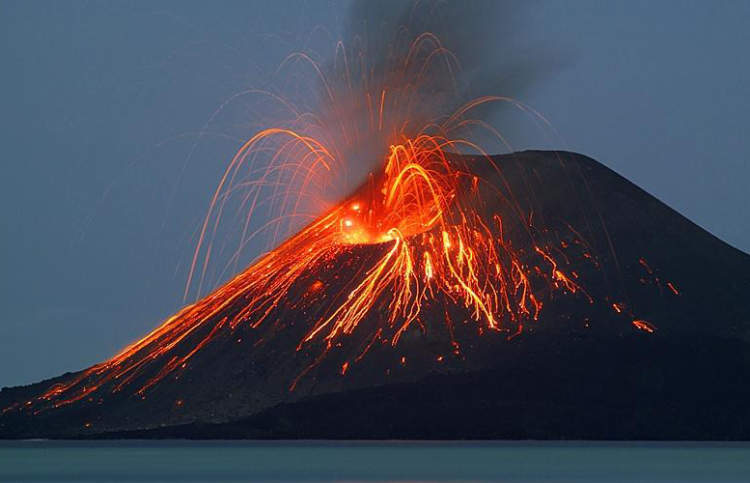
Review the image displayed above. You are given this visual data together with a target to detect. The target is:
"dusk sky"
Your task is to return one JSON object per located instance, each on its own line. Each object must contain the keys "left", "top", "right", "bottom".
{"left": 1, "top": 0, "right": 748, "bottom": 387}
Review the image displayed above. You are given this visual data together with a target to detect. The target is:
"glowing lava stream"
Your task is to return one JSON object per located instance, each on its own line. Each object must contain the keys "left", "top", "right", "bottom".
{"left": 26, "top": 130, "right": 579, "bottom": 409}
{"left": 1, "top": 28, "right": 664, "bottom": 418}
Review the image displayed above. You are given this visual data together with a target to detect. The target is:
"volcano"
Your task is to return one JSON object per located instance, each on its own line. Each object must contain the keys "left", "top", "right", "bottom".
{"left": 2, "top": 150, "right": 749, "bottom": 440}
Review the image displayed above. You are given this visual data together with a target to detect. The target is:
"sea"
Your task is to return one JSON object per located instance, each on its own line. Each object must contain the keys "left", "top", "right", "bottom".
{"left": 1, "top": 441, "right": 749, "bottom": 482}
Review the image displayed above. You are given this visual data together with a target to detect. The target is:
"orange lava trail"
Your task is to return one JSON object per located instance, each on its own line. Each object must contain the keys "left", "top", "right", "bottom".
{"left": 5, "top": 30, "right": 614, "bottom": 414}
{"left": 25, "top": 131, "right": 576, "bottom": 409}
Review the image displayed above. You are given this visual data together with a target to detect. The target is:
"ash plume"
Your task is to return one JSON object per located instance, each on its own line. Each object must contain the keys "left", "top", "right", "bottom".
{"left": 316, "top": 0, "right": 556, "bottom": 178}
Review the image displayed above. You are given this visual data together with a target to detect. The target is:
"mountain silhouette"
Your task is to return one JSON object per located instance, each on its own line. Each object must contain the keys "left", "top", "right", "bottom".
{"left": 2, "top": 150, "right": 749, "bottom": 439}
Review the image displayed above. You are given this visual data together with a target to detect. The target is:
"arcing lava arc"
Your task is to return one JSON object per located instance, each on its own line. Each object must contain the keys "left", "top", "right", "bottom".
{"left": 5, "top": 6, "right": 746, "bottom": 440}
{"left": 2, "top": 24, "right": 612, "bottom": 415}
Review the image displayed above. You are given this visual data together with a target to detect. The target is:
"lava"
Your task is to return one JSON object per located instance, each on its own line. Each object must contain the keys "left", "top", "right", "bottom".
{"left": 632, "top": 319, "right": 656, "bottom": 333}
{"left": 22, "top": 130, "right": 572, "bottom": 410}
{"left": 3, "top": 25, "right": 664, "bottom": 416}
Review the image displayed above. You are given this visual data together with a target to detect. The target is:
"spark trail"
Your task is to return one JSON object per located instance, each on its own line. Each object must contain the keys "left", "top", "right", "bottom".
{"left": 3, "top": 26, "right": 636, "bottom": 415}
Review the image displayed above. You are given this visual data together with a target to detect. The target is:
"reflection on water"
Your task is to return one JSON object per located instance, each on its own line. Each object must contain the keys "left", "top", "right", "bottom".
{"left": 1, "top": 441, "right": 749, "bottom": 482}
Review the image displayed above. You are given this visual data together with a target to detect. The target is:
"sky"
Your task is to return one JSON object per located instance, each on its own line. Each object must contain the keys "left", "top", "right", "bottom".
{"left": 1, "top": 0, "right": 748, "bottom": 387}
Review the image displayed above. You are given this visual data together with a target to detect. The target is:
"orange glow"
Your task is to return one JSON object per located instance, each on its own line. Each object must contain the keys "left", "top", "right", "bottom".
{"left": 632, "top": 319, "right": 656, "bottom": 333}
{"left": 24, "top": 131, "right": 589, "bottom": 407}
{"left": 5, "top": 29, "right": 639, "bottom": 414}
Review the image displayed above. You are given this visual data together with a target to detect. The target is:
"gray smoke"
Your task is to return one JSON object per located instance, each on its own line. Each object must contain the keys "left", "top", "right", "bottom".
{"left": 312, "top": 0, "right": 559, "bottom": 180}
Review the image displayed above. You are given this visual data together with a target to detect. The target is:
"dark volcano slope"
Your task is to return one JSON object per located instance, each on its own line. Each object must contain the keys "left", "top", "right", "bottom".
{"left": 2, "top": 150, "right": 749, "bottom": 439}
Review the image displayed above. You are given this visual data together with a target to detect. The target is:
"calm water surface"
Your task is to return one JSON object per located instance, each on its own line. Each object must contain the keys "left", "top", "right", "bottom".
{"left": 1, "top": 441, "right": 749, "bottom": 482}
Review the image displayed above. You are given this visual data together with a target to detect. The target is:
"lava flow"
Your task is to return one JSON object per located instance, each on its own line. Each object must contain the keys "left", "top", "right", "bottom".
{"left": 5, "top": 27, "right": 604, "bottom": 414}
{"left": 28, "top": 129, "right": 578, "bottom": 409}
